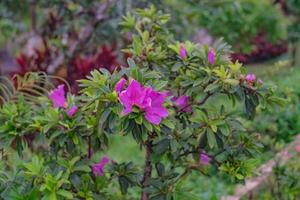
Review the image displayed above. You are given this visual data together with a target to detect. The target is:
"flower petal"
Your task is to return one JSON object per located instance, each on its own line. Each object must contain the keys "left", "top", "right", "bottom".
{"left": 67, "top": 105, "right": 78, "bottom": 117}
{"left": 115, "top": 78, "right": 127, "bottom": 93}
{"left": 49, "top": 84, "right": 67, "bottom": 108}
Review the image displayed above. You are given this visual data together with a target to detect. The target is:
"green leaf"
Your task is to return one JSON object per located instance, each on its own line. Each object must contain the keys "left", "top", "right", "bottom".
{"left": 127, "top": 58, "right": 136, "bottom": 68}
{"left": 235, "top": 174, "right": 244, "bottom": 180}
{"left": 162, "top": 119, "right": 175, "bottom": 129}
{"left": 206, "top": 129, "right": 216, "bottom": 148}
{"left": 219, "top": 124, "right": 230, "bottom": 136}
{"left": 57, "top": 190, "right": 73, "bottom": 199}
{"left": 153, "top": 139, "right": 169, "bottom": 154}
{"left": 204, "top": 83, "right": 220, "bottom": 92}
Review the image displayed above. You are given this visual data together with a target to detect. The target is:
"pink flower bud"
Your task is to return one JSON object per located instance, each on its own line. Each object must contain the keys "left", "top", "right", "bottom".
{"left": 245, "top": 74, "right": 256, "bottom": 83}
{"left": 208, "top": 48, "right": 215, "bottom": 65}
{"left": 199, "top": 151, "right": 211, "bottom": 165}
{"left": 179, "top": 43, "right": 187, "bottom": 60}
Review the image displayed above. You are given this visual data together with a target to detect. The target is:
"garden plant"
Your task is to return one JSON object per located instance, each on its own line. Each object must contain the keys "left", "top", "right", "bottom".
{"left": 0, "top": 6, "right": 285, "bottom": 200}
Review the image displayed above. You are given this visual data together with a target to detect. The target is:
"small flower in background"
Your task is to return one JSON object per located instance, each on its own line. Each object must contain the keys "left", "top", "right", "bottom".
{"left": 92, "top": 156, "right": 110, "bottom": 176}
{"left": 199, "top": 151, "right": 211, "bottom": 165}
{"left": 67, "top": 105, "right": 78, "bottom": 117}
{"left": 114, "top": 78, "right": 127, "bottom": 94}
{"left": 117, "top": 79, "right": 168, "bottom": 125}
{"left": 179, "top": 43, "right": 187, "bottom": 60}
{"left": 208, "top": 48, "right": 215, "bottom": 65}
{"left": 245, "top": 73, "right": 256, "bottom": 83}
{"left": 49, "top": 84, "right": 68, "bottom": 108}
{"left": 257, "top": 79, "right": 264, "bottom": 85}
{"left": 295, "top": 145, "right": 300, "bottom": 153}
{"left": 172, "top": 95, "right": 191, "bottom": 112}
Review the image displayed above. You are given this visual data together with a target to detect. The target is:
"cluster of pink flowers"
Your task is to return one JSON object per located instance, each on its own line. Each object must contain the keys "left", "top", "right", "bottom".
{"left": 49, "top": 84, "right": 78, "bottom": 117}
{"left": 115, "top": 78, "right": 168, "bottom": 125}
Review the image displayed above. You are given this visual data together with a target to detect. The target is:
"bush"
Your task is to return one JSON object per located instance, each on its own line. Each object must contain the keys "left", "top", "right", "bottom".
{"left": 0, "top": 6, "right": 284, "bottom": 200}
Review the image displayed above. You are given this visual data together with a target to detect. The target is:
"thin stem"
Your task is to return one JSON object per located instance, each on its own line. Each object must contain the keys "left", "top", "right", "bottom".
{"left": 141, "top": 135, "right": 153, "bottom": 200}
{"left": 88, "top": 136, "right": 92, "bottom": 159}
{"left": 178, "top": 92, "right": 213, "bottom": 112}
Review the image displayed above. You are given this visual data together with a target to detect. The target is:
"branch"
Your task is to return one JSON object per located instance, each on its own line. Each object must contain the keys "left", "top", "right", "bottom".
{"left": 141, "top": 135, "right": 153, "bottom": 200}
{"left": 178, "top": 92, "right": 213, "bottom": 112}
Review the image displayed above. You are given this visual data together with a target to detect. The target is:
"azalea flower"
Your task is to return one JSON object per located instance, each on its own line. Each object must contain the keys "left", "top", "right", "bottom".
{"left": 199, "top": 152, "right": 211, "bottom": 165}
{"left": 172, "top": 95, "right": 191, "bottom": 112}
{"left": 49, "top": 85, "right": 78, "bottom": 117}
{"left": 245, "top": 74, "right": 256, "bottom": 83}
{"left": 67, "top": 105, "right": 78, "bottom": 117}
{"left": 208, "top": 48, "right": 215, "bottom": 65}
{"left": 92, "top": 156, "right": 110, "bottom": 176}
{"left": 114, "top": 78, "right": 126, "bottom": 94}
{"left": 179, "top": 43, "right": 187, "bottom": 60}
{"left": 49, "top": 84, "right": 68, "bottom": 108}
{"left": 119, "top": 79, "right": 148, "bottom": 115}
{"left": 117, "top": 79, "right": 168, "bottom": 125}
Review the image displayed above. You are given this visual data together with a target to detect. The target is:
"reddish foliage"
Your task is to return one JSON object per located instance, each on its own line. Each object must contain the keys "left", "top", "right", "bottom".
{"left": 231, "top": 33, "right": 288, "bottom": 64}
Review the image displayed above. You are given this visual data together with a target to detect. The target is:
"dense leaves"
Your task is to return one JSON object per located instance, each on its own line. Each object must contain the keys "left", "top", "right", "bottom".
{"left": 0, "top": 6, "right": 285, "bottom": 200}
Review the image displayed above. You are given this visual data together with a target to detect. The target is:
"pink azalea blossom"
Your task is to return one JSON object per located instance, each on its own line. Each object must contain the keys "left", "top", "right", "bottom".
{"left": 173, "top": 95, "right": 191, "bottom": 112}
{"left": 92, "top": 156, "right": 110, "bottom": 176}
{"left": 67, "top": 105, "right": 78, "bottom": 117}
{"left": 114, "top": 78, "right": 127, "bottom": 94}
{"left": 117, "top": 79, "right": 168, "bottom": 125}
{"left": 119, "top": 79, "right": 148, "bottom": 115}
{"left": 199, "top": 152, "right": 211, "bottom": 165}
{"left": 208, "top": 48, "right": 215, "bottom": 65}
{"left": 49, "top": 85, "right": 68, "bottom": 108}
{"left": 245, "top": 74, "right": 256, "bottom": 83}
{"left": 179, "top": 43, "right": 187, "bottom": 60}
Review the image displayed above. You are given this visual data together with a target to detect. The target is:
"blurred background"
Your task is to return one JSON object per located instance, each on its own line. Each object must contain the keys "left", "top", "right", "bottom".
{"left": 0, "top": 0, "right": 300, "bottom": 199}
{"left": 0, "top": 0, "right": 298, "bottom": 87}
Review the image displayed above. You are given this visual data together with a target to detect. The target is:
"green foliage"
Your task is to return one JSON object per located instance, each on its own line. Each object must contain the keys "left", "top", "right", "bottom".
{"left": 254, "top": 152, "right": 300, "bottom": 200}
{"left": 163, "top": 0, "right": 287, "bottom": 53}
{"left": 0, "top": 6, "right": 284, "bottom": 200}
{"left": 287, "top": 0, "right": 300, "bottom": 42}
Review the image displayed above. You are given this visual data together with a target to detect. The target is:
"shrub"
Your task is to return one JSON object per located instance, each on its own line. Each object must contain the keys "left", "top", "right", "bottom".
{"left": 0, "top": 6, "right": 284, "bottom": 200}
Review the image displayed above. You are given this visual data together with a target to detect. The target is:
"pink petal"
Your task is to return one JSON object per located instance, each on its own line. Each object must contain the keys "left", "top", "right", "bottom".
{"left": 245, "top": 74, "right": 256, "bottom": 82}
{"left": 145, "top": 107, "right": 168, "bottom": 118}
{"left": 179, "top": 43, "right": 187, "bottom": 60}
{"left": 67, "top": 105, "right": 78, "bottom": 117}
{"left": 92, "top": 156, "right": 110, "bottom": 176}
{"left": 145, "top": 113, "right": 162, "bottom": 125}
{"left": 49, "top": 84, "right": 67, "bottom": 108}
{"left": 115, "top": 78, "right": 126, "bottom": 93}
{"left": 208, "top": 48, "right": 215, "bottom": 65}
{"left": 119, "top": 91, "right": 133, "bottom": 115}
{"left": 199, "top": 152, "right": 211, "bottom": 165}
